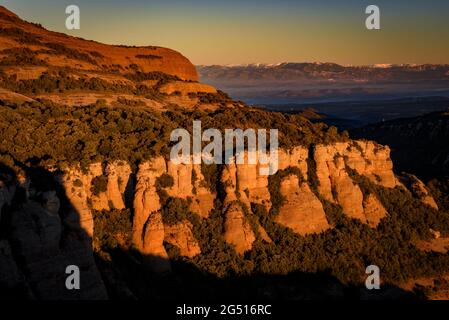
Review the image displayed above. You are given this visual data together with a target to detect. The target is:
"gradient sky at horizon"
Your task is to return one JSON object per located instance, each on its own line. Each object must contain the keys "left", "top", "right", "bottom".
{"left": 2, "top": 0, "right": 449, "bottom": 65}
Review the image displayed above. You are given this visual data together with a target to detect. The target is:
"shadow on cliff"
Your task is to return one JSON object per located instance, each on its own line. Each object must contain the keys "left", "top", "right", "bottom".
{"left": 0, "top": 162, "right": 107, "bottom": 300}
{"left": 0, "top": 162, "right": 424, "bottom": 301}
{"left": 94, "top": 247, "right": 424, "bottom": 301}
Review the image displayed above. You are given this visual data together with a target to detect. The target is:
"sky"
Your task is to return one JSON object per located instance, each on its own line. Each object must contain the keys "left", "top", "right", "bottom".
{"left": 2, "top": 0, "right": 449, "bottom": 65}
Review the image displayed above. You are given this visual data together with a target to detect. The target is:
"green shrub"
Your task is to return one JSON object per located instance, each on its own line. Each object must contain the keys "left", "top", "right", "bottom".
{"left": 93, "top": 209, "right": 132, "bottom": 250}
{"left": 91, "top": 175, "right": 108, "bottom": 195}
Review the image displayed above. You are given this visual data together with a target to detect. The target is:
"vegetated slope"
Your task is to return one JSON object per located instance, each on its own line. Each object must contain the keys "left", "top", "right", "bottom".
{"left": 353, "top": 109, "right": 449, "bottom": 179}
{"left": 353, "top": 109, "right": 449, "bottom": 223}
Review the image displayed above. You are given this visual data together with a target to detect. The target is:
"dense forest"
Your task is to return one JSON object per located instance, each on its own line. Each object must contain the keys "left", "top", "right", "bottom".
{"left": 0, "top": 99, "right": 348, "bottom": 173}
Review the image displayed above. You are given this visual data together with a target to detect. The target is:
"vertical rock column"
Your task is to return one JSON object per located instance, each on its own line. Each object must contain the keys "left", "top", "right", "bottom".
{"left": 132, "top": 158, "right": 171, "bottom": 273}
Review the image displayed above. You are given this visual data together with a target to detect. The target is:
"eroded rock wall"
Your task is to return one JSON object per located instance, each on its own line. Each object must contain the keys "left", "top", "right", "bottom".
{"left": 0, "top": 139, "right": 438, "bottom": 279}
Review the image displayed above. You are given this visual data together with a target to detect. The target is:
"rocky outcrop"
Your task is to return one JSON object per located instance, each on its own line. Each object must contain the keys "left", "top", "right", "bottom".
{"left": 221, "top": 158, "right": 258, "bottom": 253}
{"left": 56, "top": 165, "right": 96, "bottom": 237}
{"left": 331, "top": 155, "right": 366, "bottom": 221}
{"left": 0, "top": 139, "right": 437, "bottom": 278}
{"left": 166, "top": 161, "right": 215, "bottom": 218}
{"left": 223, "top": 202, "right": 256, "bottom": 255}
{"left": 363, "top": 194, "right": 388, "bottom": 227}
{"left": 105, "top": 161, "right": 132, "bottom": 210}
{"left": 132, "top": 158, "right": 166, "bottom": 253}
{"left": 220, "top": 148, "right": 309, "bottom": 213}
{"left": 398, "top": 174, "right": 439, "bottom": 210}
{"left": 56, "top": 161, "right": 133, "bottom": 237}
{"left": 313, "top": 143, "right": 394, "bottom": 225}
{"left": 314, "top": 141, "right": 398, "bottom": 205}
{"left": 88, "top": 162, "right": 132, "bottom": 211}
{"left": 313, "top": 141, "right": 396, "bottom": 224}
{"left": 164, "top": 220, "right": 201, "bottom": 258}
{"left": 141, "top": 211, "right": 171, "bottom": 273}
{"left": 159, "top": 81, "right": 217, "bottom": 95}
{"left": 278, "top": 146, "right": 309, "bottom": 178}
{"left": 275, "top": 174, "right": 330, "bottom": 235}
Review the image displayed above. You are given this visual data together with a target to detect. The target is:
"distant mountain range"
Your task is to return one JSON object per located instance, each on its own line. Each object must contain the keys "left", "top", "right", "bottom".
{"left": 197, "top": 63, "right": 449, "bottom": 105}
{"left": 198, "top": 62, "right": 449, "bottom": 82}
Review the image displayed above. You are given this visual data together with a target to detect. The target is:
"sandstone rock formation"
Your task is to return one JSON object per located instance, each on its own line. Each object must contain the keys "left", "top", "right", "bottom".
{"left": 166, "top": 160, "right": 215, "bottom": 218}
{"left": 0, "top": 140, "right": 438, "bottom": 278}
{"left": 398, "top": 173, "right": 439, "bottom": 210}
{"left": 132, "top": 158, "right": 166, "bottom": 252}
{"left": 56, "top": 165, "right": 96, "bottom": 237}
{"left": 223, "top": 202, "right": 256, "bottom": 255}
{"left": 159, "top": 81, "right": 217, "bottom": 95}
{"left": 0, "top": 6, "right": 198, "bottom": 81}
{"left": 314, "top": 141, "right": 398, "bottom": 204}
{"left": 164, "top": 220, "right": 201, "bottom": 258}
{"left": 45, "top": 142, "right": 439, "bottom": 262}
{"left": 105, "top": 161, "right": 132, "bottom": 210}
{"left": 363, "top": 194, "right": 388, "bottom": 227}
{"left": 141, "top": 211, "right": 171, "bottom": 273}
{"left": 275, "top": 174, "right": 330, "bottom": 235}
{"left": 313, "top": 141, "right": 396, "bottom": 224}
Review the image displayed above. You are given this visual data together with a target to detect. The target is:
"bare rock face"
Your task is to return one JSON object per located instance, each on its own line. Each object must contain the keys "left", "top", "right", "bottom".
{"left": 220, "top": 159, "right": 257, "bottom": 254}
{"left": 159, "top": 81, "right": 217, "bottom": 95}
{"left": 275, "top": 175, "right": 330, "bottom": 235}
{"left": 164, "top": 220, "right": 201, "bottom": 258}
{"left": 363, "top": 194, "right": 388, "bottom": 227}
{"left": 398, "top": 174, "right": 439, "bottom": 209}
{"left": 329, "top": 156, "right": 365, "bottom": 221}
{"left": 132, "top": 158, "right": 166, "bottom": 251}
{"left": 105, "top": 161, "right": 132, "bottom": 210}
{"left": 132, "top": 158, "right": 211, "bottom": 270}
{"left": 87, "top": 163, "right": 109, "bottom": 211}
{"left": 221, "top": 152, "right": 272, "bottom": 211}
{"left": 57, "top": 165, "right": 96, "bottom": 237}
{"left": 131, "top": 158, "right": 171, "bottom": 273}
{"left": 345, "top": 141, "right": 398, "bottom": 188}
{"left": 141, "top": 211, "right": 171, "bottom": 274}
{"left": 88, "top": 162, "right": 132, "bottom": 211}
{"left": 313, "top": 141, "right": 394, "bottom": 223}
{"left": 166, "top": 160, "right": 215, "bottom": 218}
{"left": 223, "top": 202, "right": 256, "bottom": 255}
{"left": 189, "top": 164, "right": 216, "bottom": 218}
{"left": 278, "top": 146, "right": 309, "bottom": 178}
{"left": 314, "top": 141, "right": 399, "bottom": 205}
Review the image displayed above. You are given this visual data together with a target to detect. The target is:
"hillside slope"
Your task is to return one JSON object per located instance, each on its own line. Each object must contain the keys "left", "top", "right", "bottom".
{"left": 353, "top": 109, "right": 449, "bottom": 178}
{"left": 0, "top": 6, "right": 233, "bottom": 110}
